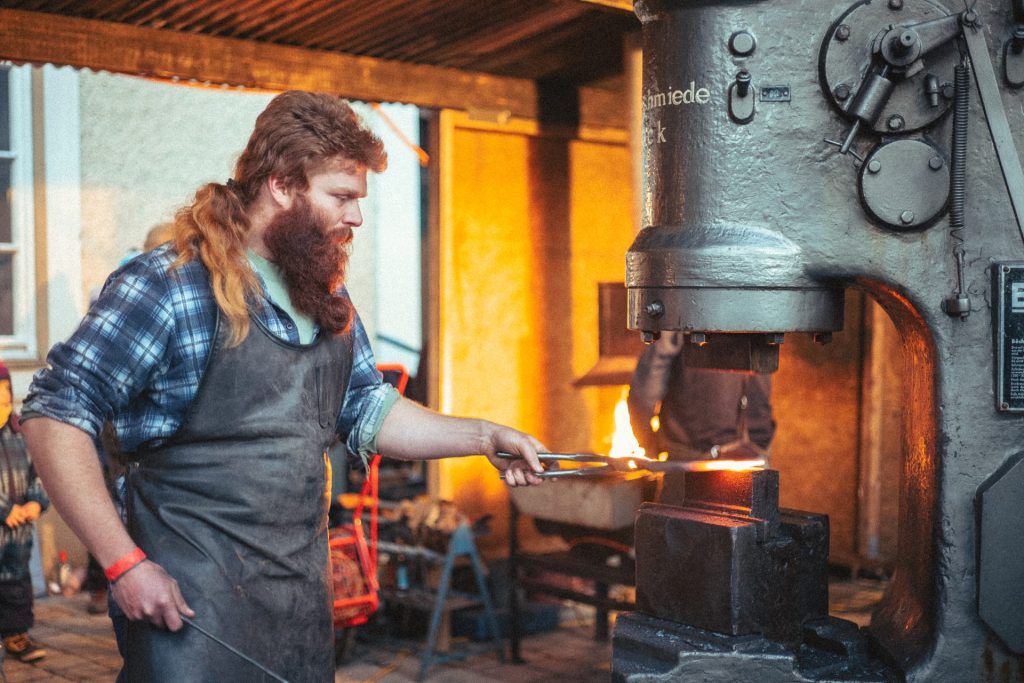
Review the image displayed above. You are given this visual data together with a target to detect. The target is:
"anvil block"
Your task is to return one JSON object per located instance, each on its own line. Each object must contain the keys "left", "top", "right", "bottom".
{"left": 635, "top": 501, "right": 828, "bottom": 643}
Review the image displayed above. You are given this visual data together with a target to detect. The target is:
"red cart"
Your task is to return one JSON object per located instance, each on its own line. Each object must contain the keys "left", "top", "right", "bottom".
{"left": 329, "top": 453, "right": 382, "bottom": 629}
{"left": 329, "top": 365, "right": 409, "bottom": 639}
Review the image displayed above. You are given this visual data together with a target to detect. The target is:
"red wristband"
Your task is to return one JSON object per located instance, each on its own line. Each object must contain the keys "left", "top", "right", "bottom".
{"left": 104, "top": 547, "right": 147, "bottom": 583}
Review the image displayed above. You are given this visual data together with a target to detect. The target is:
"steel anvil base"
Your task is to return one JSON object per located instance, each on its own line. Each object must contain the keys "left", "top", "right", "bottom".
{"left": 612, "top": 469, "right": 896, "bottom": 681}
{"left": 612, "top": 612, "right": 898, "bottom": 682}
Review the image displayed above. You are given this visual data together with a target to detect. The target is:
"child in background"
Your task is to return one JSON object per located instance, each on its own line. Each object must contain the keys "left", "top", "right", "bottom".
{"left": 0, "top": 359, "right": 49, "bottom": 663}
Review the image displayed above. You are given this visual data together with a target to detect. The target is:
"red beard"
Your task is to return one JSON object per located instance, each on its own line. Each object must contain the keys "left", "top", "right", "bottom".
{"left": 261, "top": 196, "right": 354, "bottom": 336}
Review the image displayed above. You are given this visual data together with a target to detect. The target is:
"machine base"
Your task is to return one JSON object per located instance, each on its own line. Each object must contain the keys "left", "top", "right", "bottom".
{"left": 611, "top": 612, "right": 899, "bottom": 682}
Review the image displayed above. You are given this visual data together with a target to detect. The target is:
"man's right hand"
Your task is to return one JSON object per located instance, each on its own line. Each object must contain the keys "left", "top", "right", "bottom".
{"left": 20, "top": 419, "right": 194, "bottom": 629}
{"left": 110, "top": 560, "right": 195, "bottom": 631}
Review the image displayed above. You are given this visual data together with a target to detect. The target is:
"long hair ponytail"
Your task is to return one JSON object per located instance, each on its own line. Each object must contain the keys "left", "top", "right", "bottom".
{"left": 171, "top": 182, "right": 260, "bottom": 347}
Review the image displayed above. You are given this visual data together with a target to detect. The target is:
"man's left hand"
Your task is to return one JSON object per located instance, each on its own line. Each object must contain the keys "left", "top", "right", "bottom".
{"left": 484, "top": 427, "right": 546, "bottom": 487}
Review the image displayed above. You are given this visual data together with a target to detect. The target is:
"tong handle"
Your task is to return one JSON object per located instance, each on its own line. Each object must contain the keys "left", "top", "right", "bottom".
{"left": 495, "top": 451, "right": 606, "bottom": 463}
{"left": 499, "top": 466, "right": 612, "bottom": 480}
{"left": 495, "top": 451, "right": 624, "bottom": 481}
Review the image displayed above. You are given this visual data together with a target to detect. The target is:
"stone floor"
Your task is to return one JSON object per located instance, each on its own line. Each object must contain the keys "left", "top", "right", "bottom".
{"left": 3, "top": 594, "right": 122, "bottom": 682}
{"left": 335, "top": 609, "right": 613, "bottom": 683}
{"left": 1, "top": 595, "right": 612, "bottom": 683}
{"left": 3, "top": 576, "right": 885, "bottom": 682}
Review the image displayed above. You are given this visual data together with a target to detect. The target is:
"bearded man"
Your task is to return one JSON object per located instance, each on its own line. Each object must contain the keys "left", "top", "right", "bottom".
{"left": 20, "top": 91, "right": 544, "bottom": 682}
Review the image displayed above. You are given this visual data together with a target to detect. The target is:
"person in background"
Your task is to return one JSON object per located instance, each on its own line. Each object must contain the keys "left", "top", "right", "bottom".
{"left": 21, "top": 91, "right": 544, "bottom": 681}
{"left": 628, "top": 331, "right": 776, "bottom": 462}
{"left": 0, "top": 359, "right": 49, "bottom": 663}
{"left": 142, "top": 222, "right": 175, "bottom": 252}
{"left": 111, "top": 222, "right": 177, "bottom": 271}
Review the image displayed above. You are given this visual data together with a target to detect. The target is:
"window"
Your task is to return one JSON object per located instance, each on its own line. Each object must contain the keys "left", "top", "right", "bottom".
{"left": 0, "top": 64, "right": 35, "bottom": 360}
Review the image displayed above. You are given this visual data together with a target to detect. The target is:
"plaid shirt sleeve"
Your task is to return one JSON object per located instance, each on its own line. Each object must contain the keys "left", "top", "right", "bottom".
{"left": 22, "top": 251, "right": 182, "bottom": 442}
{"left": 337, "top": 309, "right": 399, "bottom": 464}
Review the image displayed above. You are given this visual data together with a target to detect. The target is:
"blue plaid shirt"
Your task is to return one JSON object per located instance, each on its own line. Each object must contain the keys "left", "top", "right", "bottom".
{"left": 23, "top": 244, "right": 397, "bottom": 460}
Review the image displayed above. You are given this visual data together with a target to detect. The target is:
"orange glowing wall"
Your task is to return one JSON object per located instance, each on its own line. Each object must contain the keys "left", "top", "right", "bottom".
{"left": 434, "top": 112, "right": 633, "bottom": 552}
{"left": 772, "top": 291, "right": 905, "bottom": 566}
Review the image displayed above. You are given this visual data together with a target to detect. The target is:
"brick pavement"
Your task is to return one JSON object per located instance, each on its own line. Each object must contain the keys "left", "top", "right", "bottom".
{"left": 334, "top": 611, "right": 613, "bottom": 682}
{"left": 2, "top": 596, "right": 611, "bottom": 682}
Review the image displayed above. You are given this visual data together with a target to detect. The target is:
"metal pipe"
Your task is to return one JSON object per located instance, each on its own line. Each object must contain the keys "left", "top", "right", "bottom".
{"left": 180, "top": 616, "right": 289, "bottom": 682}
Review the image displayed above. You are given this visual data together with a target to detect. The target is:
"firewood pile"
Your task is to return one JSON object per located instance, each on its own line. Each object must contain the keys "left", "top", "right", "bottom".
{"left": 383, "top": 496, "right": 469, "bottom": 552}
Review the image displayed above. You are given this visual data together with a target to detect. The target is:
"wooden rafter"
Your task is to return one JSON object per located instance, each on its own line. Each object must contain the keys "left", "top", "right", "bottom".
{"left": 0, "top": 8, "right": 534, "bottom": 113}
{"left": 0, "top": 7, "right": 624, "bottom": 129}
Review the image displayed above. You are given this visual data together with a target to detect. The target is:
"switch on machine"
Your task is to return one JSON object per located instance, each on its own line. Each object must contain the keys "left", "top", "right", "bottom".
{"left": 728, "top": 69, "right": 755, "bottom": 124}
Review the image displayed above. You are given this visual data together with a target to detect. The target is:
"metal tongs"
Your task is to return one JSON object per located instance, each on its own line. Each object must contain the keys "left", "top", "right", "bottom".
{"left": 497, "top": 452, "right": 766, "bottom": 479}
{"left": 497, "top": 452, "right": 642, "bottom": 479}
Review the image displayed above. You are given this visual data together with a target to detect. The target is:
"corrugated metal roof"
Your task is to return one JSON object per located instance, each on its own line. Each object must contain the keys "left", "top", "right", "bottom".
{"left": 0, "top": 0, "right": 637, "bottom": 84}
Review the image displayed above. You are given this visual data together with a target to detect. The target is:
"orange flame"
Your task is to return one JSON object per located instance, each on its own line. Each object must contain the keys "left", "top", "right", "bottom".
{"left": 608, "top": 389, "right": 644, "bottom": 459}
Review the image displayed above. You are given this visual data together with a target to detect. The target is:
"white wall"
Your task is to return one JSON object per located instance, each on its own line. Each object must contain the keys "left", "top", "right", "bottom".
{"left": 364, "top": 103, "right": 423, "bottom": 373}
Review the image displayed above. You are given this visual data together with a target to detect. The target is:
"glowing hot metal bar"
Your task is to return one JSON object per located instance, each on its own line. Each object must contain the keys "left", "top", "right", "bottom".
{"left": 496, "top": 452, "right": 765, "bottom": 479}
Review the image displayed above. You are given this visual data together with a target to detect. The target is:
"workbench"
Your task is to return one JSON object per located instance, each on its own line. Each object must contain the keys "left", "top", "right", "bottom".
{"left": 507, "top": 499, "right": 635, "bottom": 662}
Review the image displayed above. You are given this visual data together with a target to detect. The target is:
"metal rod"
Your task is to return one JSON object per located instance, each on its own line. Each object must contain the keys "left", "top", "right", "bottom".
{"left": 496, "top": 451, "right": 612, "bottom": 462}
{"left": 839, "top": 119, "right": 861, "bottom": 155}
{"left": 962, "top": 11, "right": 1024, "bottom": 244}
{"left": 497, "top": 451, "right": 766, "bottom": 479}
{"left": 181, "top": 615, "right": 290, "bottom": 683}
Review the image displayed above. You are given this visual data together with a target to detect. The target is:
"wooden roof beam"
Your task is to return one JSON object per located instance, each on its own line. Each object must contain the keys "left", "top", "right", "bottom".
{"left": 0, "top": 8, "right": 625, "bottom": 129}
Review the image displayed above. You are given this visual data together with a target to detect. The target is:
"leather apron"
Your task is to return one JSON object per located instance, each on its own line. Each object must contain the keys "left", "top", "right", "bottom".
{"left": 125, "top": 314, "right": 352, "bottom": 682}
